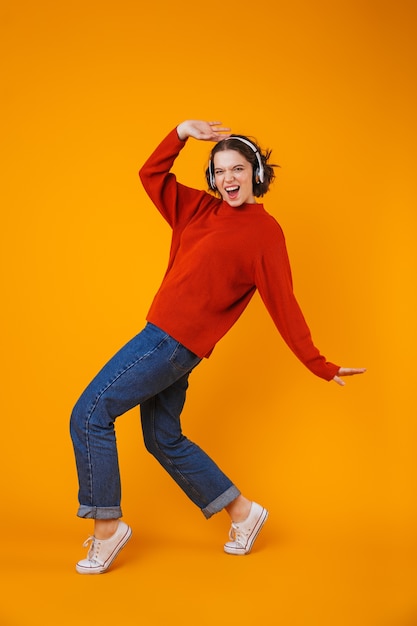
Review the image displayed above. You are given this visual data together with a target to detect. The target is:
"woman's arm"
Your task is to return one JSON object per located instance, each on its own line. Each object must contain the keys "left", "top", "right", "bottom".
{"left": 139, "top": 121, "right": 230, "bottom": 228}
{"left": 255, "top": 221, "right": 366, "bottom": 383}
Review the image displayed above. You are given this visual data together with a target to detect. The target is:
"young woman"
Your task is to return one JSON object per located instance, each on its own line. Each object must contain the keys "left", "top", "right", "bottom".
{"left": 70, "top": 120, "right": 365, "bottom": 574}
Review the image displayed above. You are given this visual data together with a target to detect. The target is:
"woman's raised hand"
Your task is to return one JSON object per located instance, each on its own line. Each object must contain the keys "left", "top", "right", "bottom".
{"left": 332, "top": 367, "right": 366, "bottom": 386}
{"left": 177, "top": 120, "right": 231, "bottom": 142}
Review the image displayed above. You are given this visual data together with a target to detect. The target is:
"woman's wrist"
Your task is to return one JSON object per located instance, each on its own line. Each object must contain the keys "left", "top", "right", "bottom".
{"left": 176, "top": 121, "right": 189, "bottom": 141}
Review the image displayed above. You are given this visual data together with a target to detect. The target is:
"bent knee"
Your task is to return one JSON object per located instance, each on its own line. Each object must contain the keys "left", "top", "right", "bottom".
{"left": 142, "top": 429, "right": 186, "bottom": 459}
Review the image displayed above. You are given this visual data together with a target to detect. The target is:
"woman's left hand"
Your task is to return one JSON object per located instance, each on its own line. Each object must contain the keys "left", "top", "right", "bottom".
{"left": 332, "top": 367, "right": 366, "bottom": 386}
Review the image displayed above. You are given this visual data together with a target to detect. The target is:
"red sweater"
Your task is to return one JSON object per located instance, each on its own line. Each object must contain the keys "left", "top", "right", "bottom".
{"left": 139, "top": 129, "right": 339, "bottom": 381}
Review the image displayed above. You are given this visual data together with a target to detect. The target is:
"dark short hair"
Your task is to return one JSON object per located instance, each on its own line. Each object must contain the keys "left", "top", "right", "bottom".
{"left": 205, "top": 135, "right": 277, "bottom": 197}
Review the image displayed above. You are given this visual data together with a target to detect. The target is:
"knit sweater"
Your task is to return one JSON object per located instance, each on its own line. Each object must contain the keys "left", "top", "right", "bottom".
{"left": 139, "top": 129, "right": 339, "bottom": 381}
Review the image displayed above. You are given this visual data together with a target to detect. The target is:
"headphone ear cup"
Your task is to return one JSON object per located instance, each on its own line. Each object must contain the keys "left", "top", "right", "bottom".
{"left": 208, "top": 160, "right": 216, "bottom": 190}
{"left": 255, "top": 155, "right": 264, "bottom": 184}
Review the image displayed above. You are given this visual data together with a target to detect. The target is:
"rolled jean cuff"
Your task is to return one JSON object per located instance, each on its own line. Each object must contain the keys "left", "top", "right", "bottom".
{"left": 201, "top": 485, "right": 241, "bottom": 519}
{"left": 77, "top": 505, "right": 123, "bottom": 519}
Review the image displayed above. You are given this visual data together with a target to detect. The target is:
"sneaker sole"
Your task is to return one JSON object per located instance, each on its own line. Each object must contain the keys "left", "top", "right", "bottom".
{"left": 224, "top": 508, "right": 268, "bottom": 555}
{"left": 75, "top": 525, "right": 132, "bottom": 574}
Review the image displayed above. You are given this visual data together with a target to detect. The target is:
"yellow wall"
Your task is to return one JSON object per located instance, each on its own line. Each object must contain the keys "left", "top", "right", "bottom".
{"left": 1, "top": 0, "right": 416, "bottom": 624}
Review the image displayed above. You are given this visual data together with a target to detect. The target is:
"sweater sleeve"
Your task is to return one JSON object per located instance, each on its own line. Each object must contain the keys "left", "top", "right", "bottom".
{"left": 139, "top": 128, "right": 208, "bottom": 228}
{"left": 255, "top": 220, "right": 340, "bottom": 381}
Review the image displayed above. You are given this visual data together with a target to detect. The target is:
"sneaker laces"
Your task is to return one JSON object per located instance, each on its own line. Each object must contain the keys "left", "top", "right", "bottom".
{"left": 82, "top": 536, "right": 102, "bottom": 563}
{"left": 228, "top": 522, "right": 247, "bottom": 546}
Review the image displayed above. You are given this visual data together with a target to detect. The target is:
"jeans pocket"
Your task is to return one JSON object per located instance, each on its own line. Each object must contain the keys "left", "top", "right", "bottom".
{"left": 169, "top": 342, "right": 201, "bottom": 372}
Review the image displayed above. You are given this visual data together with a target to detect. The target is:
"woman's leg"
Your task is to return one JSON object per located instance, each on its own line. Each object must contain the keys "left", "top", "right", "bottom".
{"left": 141, "top": 384, "right": 268, "bottom": 556}
{"left": 70, "top": 323, "right": 203, "bottom": 521}
{"left": 140, "top": 373, "right": 240, "bottom": 518}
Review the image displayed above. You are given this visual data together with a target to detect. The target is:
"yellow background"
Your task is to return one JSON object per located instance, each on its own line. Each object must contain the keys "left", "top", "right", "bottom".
{"left": 1, "top": 0, "right": 416, "bottom": 624}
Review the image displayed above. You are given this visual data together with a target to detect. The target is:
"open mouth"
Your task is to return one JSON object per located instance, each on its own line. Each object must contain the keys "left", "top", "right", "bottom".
{"left": 225, "top": 186, "right": 240, "bottom": 199}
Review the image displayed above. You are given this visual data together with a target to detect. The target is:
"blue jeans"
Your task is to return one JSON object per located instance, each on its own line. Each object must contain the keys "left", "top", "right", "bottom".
{"left": 70, "top": 323, "right": 240, "bottom": 519}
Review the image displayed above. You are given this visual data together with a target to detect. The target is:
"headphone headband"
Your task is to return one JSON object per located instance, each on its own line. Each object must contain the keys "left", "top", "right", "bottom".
{"left": 208, "top": 135, "right": 265, "bottom": 190}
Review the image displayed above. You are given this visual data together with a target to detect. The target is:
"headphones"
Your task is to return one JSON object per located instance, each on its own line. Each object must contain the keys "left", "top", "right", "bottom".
{"left": 208, "top": 136, "right": 265, "bottom": 190}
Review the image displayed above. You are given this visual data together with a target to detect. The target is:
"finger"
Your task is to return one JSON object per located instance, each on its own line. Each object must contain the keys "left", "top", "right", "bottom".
{"left": 333, "top": 376, "right": 346, "bottom": 386}
{"left": 208, "top": 121, "right": 231, "bottom": 132}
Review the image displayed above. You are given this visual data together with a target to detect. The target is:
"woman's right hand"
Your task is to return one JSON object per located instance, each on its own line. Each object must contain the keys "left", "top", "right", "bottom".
{"left": 177, "top": 120, "right": 231, "bottom": 142}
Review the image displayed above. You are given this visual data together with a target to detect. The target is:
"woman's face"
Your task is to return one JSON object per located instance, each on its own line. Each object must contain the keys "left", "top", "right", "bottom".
{"left": 213, "top": 149, "right": 255, "bottom": 207}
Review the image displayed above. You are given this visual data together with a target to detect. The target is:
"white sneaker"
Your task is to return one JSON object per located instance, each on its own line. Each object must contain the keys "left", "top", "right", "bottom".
{"left": 224, "top": 502, "right": 268, "bottom": 555}
{"left": 76, "top": 521, "right": 132, "bottom": 574}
